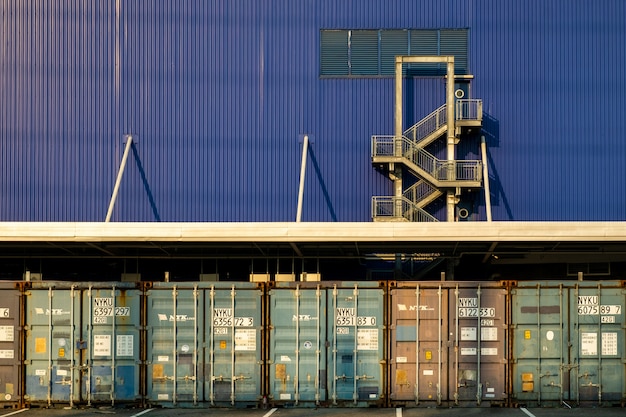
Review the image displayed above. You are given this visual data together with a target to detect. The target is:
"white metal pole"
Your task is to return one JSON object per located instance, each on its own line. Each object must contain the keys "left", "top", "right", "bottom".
{"left": 296, "top": 135, "right": 309, "bottom": 222}
{"left": 105, "top": 135, "right": 133, "bottom": 222}
{"left": 481, "top": 136, "right": 492, "bottom": 222}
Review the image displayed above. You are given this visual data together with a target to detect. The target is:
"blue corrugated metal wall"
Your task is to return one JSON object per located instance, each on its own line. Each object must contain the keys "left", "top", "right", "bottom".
{"left": 1, "top": 1, "right": 625, "bottom": 221}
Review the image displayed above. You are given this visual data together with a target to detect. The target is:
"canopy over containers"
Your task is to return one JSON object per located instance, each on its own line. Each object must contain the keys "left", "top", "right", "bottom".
{"left": 144, "top": 282, "right": 264, "bottom": 407}
{"left": 388, "top": 281, "right": 508, "bottom": 407}
{"left": 23, "top": 282, "right": 141, "bottom": 407}
{"left": 510, "top": 280, "right": 626, "bottom": 407}
{"left": 0, "top": 282, "right": 22, "bottom": 408}
{"left": 267, "top": 281, "right": 385, "bottom": 407}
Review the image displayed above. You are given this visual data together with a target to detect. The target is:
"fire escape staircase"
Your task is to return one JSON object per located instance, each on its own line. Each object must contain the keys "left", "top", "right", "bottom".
{"left": 372, "top": 99, "right": 483, "bottom": 222}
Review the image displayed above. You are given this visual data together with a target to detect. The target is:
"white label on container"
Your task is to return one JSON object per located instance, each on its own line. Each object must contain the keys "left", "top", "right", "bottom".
{"left": 158, "top": 394, "right": 169, "bottom": 400}
{"left": 485, "top": 394, "right": 495, "bottom": 398}
{"left": 0, "top": 326, "right": 14, "bottom": 342}
{"left": 57, "top": 369, "right": 68, "bottom": 376}
{"left": 602, "top": 332, "right": 618, "bottom": 356}
{"left": 423, "top": 369, "right": 434, "bottom": 376}
{"left": 461, "top": 327, "right": 476, "bottom": 341}
{"left": 280, "top": 393, "right": 291, "bottom": 400}
{"left": 481, "top": 327, "right": 498, "bottom": 341}
{"left": 461, "top": 348, "right": 476, "bottom": 356}
{"left": 581, "top": 332, "right": 597, "bottom": 356}
{"left": 487, "top": 387, "right": 495, "bottom": 393}
{"left": 116, "top": 335, "right": 133, "bottom": 357}
{"left": 280, "top": 355, "right": 291, "bottom": 362}
{"left": 93, "top": 298, "right": 114, "bottom": 316}
{"left": 357, "top": 328, "right": 378, "bottom": 351}
{"left": 546, "top": 330, "right": 554, "bottom": 341}
{"left": 336, "top": 308, "right": 356, "bottom": 326}
{"left": 214, "top": 327, "right": 228, "bottom": 335}
{"left": 337, "top": 327, "right": 349, "bottom": 335}
{"left": 0, "top": 350, "right": 14, "bottom": 359}
{"left": 369, "top": 393, "right": 377, "bottom": 399}
{"left": 396, "top": 356, "right": 407, "bottom": 363}
{"left": 459, "top": 307, "right": 496, "bottom": 318}
{"left": 158, "top": 355, "right": 169, "bottom": 362}
{"left": 235, "top": 328, "right": 256, "bottom": 351}
{"left": 0, "top": 308, "right": 9, "bottom": 317}
{"left": 93, "top": 335, "right": 111, "bottom": 356}
{"left": 602, "top": 316, "right": 615, "bottom": 323}
{"left": 481, "top": 319, "right": 494, "bottom": 326}
{"left": 481, "top": 347, "right": 498, "bottom": 356}
{"left": 35, "top": 369, "right": 46, "bottom": 376}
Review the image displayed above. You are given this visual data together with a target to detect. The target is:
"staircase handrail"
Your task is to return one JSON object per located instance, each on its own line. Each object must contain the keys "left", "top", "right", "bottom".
{"left": 403, "top": 180, "right": 439, "bottom": 205}
{"left": 372, "top": 135, "right": 482, "bottom": 183}
{"left": 403, "top": 104, "right": 447, "bottom": 145}
{"left": 371, "top": 196, "right": 438, "bottom": 222}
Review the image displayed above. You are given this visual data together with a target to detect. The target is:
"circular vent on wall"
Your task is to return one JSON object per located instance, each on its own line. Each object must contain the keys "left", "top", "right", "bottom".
{"left": 455, "top": 89, "right": 465, "bottom": 99}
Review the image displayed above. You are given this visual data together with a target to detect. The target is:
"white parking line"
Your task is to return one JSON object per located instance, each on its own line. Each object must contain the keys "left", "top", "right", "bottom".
{"left": 520, "top": 408, "right": 536, "bottom": 417}
{"left": 396, "top": 407, "right": 403, "bottom": 417}
{"left": 263, "top": 408, "right": 278, "bottom": 417}
{"left": 1, "top": 410, "right": 27, "bottom": 417}
{"left": 131, "top": 409, "right": 154, "bottom": 417}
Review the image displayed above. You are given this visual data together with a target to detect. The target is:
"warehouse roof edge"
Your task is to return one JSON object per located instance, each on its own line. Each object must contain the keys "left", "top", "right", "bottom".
{"left": 0, "top": 221, "right": 624, "bottom": 242}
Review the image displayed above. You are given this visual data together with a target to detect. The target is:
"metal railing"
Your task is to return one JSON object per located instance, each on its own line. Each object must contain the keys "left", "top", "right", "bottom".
{"left": 372, "top": 135, "right": 482, "bottom": 183}
{"left": 455, "top": 99, "right": 483, "bottom": 121}
{"left": 403, "top": 179, "right": 440, "bottom": 206}
{"left": 371, "top": 196, "right": 438, "bottom": 222}
{"left": 403, "top": 104, "right": 447, "bottom": 145}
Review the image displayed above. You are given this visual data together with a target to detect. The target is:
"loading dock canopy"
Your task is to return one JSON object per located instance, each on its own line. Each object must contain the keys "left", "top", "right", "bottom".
{"left": 0, "top": 222, "right": 626, "bottom": 265}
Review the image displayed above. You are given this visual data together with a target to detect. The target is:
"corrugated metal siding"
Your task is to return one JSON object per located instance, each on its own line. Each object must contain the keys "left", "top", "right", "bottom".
{"left": 1, "top": 1, "right": 625, "bottom": 221}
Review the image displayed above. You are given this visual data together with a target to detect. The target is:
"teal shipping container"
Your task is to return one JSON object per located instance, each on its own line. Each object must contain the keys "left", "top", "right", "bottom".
{"left": 0, "top": 282, "right": 22, "bottom": 407}
{"left": 388, "top": 281, "right": 508, "bottom": 407}
{"left": 267, "top": 281, "right": 385, "bottom": 407}
{"left": 81, "top": 284, "right": 142, "bottom": 405}
{"left": 144, "top": 282, "right": 263, "bottom": 407}
{"left": 511, "top": 281, "right": 626, "bottom": 407}
{"left": 24, "top": 283, "right": 82, "bottom": 405}
{"left": 23, "top": 282, "right": 141, "bottom": 406}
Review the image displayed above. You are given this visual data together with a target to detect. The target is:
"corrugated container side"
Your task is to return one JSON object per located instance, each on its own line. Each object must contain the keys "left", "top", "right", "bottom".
{"left": 267, "top": 281, "right": 385, "bottom": 407}
{"left": 203, "top": 282, "right": 264, "bottom": 406}
{"left": 267, "top": 282, "right": 328, "bottom": 406}
{"left": 389, "top": 281, "right": 507, "bottom": 407}
{"left": 510, "top": 280, "right": 626, "bottom": 407}
{"left": 144, "top": 282, "right": 263, "bottom": 407}
{"left": 0, "top": 282, "right": 22, "bottom": 408}
{"left": 81, "top": 283, "right": 142, "bottom": 405}
{"left": 23, "top": 283, "right": 82, "bottom": 405}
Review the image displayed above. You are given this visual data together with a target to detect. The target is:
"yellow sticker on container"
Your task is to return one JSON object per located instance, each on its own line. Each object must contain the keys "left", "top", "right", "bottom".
{"left": 58, "top": 348, "right": 65, "bottom": 358}
{"left": 524, "top": 330, "right": 531, "bottom": 339}
{"left": 153, "top": 364, "right": 163, "bottom": 379}
{"left": 425, "top": 350, "right": 432, "bottom": 360}
{"left": 220, "top": 340, "right": 227, "bottom": 349}
{"left": 35, "top": 337, "right": 46, "bottom": 353}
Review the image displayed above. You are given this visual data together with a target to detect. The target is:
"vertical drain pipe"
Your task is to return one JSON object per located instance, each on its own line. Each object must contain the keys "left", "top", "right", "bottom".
{"left": 296, "top": 135, "right": 309, "bottom": 222}
{"left": 105, "top": 135, "right": 133, "bottom": 222}
{"left": 481, "top": 136, "right": 492, "bottom": 222}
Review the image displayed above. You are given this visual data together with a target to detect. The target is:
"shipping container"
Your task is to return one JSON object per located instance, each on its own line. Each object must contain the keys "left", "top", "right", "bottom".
{"left": 23, "top": 282, "right": 141, "bottom": 407}
{"left": 267, "top": 281, "right": 385, "bottom": 407}
{"left": 80, "top": 283, "right": 142, "bottom": 405}
{"left": 0, "top": 282, "right": 22, "bottom": 408}
{"left": 510, "top": 281, "right": 626, "bottom": 407}
{"left": 24, "top": 283, "right": 82, "bottom": 405}
{"left": 144, "top": 282, "right": 264, "bottom": 407}
{"left": 388, "top": 281, "right": 508, "bottom": 407}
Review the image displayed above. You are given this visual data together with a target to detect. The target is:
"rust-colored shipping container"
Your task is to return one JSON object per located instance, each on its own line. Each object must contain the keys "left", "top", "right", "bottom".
{"left": 388, "top": 281, "right": 508, "bottom": 407}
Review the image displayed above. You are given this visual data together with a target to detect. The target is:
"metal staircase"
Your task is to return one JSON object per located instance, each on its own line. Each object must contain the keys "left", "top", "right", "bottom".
{"left": 372, "top": 99, "right": 483, "bottom": 222}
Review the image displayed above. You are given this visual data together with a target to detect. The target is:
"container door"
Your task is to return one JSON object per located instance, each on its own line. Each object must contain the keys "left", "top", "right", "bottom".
{"left": 329, "top": 283, "right": 384, "bottom": 406}
{"left": 511, "top": 283, "right": 567, "bottom": 406}
{"left": 573, "top": 282, "right": 625, "bottom": 405}
{"left": 146, "top": 284, "right": 202, "bottom": 406}
{"left": 24, "top": 285, "right": 81, "bottom": 405}
{"left": 0, "top": 283, "right": 22, "bottom": 407}
{"left": 268, "top": 283, "right": 327, "bottom": 406}
{"left": 82, "top": 285, "right": 141, "bottom": 405}
{"left": 205, "top": 284, "right": 263, "bottom": 406}
{"left": 389, "top": 283, "right": 448, "bottom": 406}
{"left": 450, "top": 283, "right": 507, "bottom": 406}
